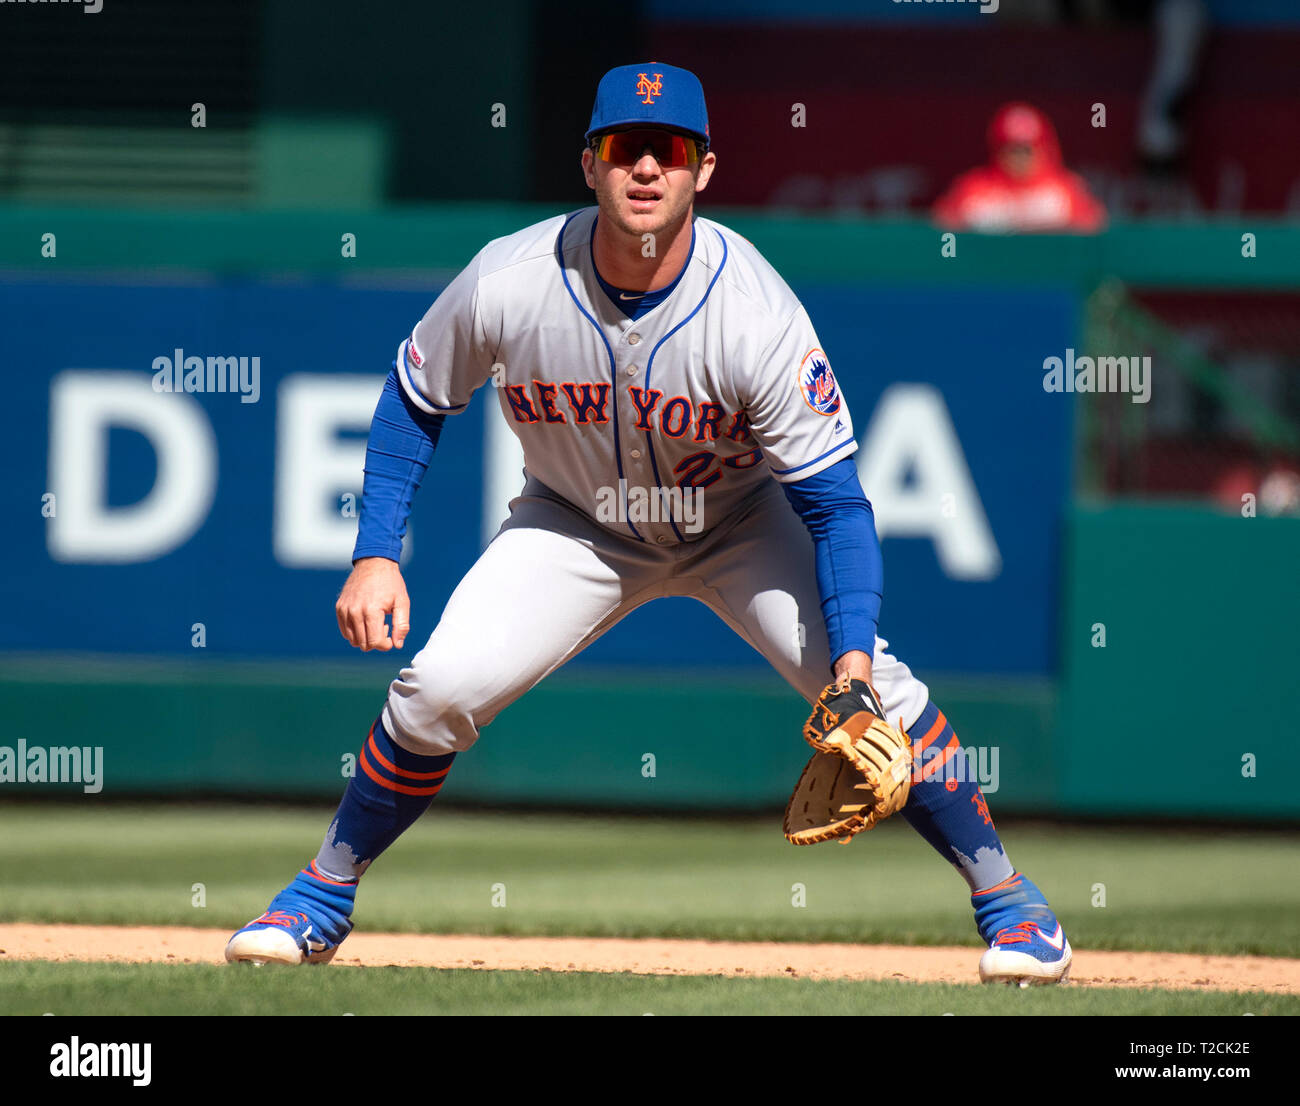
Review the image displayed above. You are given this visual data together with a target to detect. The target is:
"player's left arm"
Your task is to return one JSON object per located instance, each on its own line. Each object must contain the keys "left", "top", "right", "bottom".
{"left": 782, "top": 457, "right": 882, "bottom": 688}
{"left": 736, "top": 304, "right": 879, "bottom": 688}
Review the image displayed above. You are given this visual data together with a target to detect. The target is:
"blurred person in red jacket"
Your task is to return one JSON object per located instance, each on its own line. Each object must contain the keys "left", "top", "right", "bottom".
{"left": 933, "top": 103, "right": 1106, "bottom": 234}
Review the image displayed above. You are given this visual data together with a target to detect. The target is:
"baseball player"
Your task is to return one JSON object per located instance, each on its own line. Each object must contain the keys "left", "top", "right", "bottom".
{"left": 226, "top": 63, "right": 1072, "bottom": 986}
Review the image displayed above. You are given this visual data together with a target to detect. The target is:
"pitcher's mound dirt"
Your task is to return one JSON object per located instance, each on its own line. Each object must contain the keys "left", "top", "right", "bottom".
{"left": 0, "top": 924, "right": 1294, "bottom": 993}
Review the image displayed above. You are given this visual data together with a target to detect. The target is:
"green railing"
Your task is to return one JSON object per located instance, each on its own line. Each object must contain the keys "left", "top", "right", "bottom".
{"left": 2, "top": 206, "right": 1297, "bottom": 287}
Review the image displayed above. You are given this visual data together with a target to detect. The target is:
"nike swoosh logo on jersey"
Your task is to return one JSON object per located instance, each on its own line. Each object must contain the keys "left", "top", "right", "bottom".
{"left": 619, "top": 292, "right": 645, "bottom": 300}
{"left": 1039, "top": 923, "right": 1066, "bottom": 951}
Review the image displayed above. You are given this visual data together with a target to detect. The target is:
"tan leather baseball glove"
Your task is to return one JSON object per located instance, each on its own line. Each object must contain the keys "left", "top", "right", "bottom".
{"left": 783, "top": 677, "right": 913, "bottom": 845}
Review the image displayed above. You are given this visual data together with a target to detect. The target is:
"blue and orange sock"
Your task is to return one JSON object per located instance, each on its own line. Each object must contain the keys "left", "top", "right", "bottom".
{"left": 900, "top": 700, "right": 1014, "bottom": 893}
{"left": 266, "top": 863, "right": 357, "bottom": 944}
{"left": 311, "top": 714, "right": 455, "bottom": 884}
{"left": 969, "top": 871, "right": 1057, "bottom": 944}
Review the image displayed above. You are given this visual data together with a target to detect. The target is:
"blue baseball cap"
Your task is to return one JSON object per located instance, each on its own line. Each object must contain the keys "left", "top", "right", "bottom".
{"left": 585, "top": 63, "right": 709, "bottom": 147}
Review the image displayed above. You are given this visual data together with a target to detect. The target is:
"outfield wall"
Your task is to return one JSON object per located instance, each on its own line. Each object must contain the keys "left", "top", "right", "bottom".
{"left": 0, "top": 210, "right": 1295, "bottom": 817}
{"left": 1058, "top": 505, "right": 1298, "bottom": 820}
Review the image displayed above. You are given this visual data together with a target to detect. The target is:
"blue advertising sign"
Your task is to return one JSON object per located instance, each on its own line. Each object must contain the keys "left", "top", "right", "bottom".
{"left": 1, "top": 275, "right": 1074, "bottom": 675}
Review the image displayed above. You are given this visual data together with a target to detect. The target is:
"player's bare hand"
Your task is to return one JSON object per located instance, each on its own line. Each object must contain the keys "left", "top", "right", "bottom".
{"left": 336, "top": 557, "right": 411, "bottom": 652}
{"left": 833, "top": 649, "right": 874, "bottom": 691}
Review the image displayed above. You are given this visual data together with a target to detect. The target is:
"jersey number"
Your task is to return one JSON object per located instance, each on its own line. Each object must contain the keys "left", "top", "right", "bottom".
{"left": 673, "top": 448, "right": 762, "bottom": 489}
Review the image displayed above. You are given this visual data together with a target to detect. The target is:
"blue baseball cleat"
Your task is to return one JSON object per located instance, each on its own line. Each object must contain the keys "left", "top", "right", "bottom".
{"left": 225, "top": 862, "right": 357, "bottom": 966}
{"left": 971, "top": 871, "right": 1072, "bottom": 987}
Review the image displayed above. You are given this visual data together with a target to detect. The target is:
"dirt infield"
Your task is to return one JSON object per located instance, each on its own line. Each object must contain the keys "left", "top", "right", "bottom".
{"left": 1, "top": 924, "right": 1296, "bottom": 993}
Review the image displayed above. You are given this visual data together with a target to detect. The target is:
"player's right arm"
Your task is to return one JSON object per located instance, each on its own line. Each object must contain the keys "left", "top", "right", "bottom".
{"left": 336, "top": 365, "right": 446, "bottom": 651}
{"left": 337, "top": 248, "right": 498, "bottom": 652}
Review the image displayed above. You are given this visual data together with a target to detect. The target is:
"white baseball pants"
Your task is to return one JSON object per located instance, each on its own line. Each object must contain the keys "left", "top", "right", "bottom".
{"left": 382, "top": 477, "right": 931, "bottom": 756}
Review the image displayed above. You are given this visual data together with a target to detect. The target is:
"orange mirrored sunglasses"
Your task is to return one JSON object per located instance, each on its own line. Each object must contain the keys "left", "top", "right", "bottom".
{"left": 591, "top": 129, "right": 703, "bottom": 168}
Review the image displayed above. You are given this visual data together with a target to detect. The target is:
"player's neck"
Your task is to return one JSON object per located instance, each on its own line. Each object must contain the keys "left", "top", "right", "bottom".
{"left": 591, "top": 211, "right": 694, "bottom": 293}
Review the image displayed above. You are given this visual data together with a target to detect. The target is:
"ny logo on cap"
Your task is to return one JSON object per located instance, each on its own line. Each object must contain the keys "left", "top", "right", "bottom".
{"left": 636, "top": 72, "right": 663, "bottom": 105}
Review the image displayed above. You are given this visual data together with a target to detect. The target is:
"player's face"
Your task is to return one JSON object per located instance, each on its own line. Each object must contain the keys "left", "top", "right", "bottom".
{"left": 582, "top": 129, "right": 716, "bottom": 241}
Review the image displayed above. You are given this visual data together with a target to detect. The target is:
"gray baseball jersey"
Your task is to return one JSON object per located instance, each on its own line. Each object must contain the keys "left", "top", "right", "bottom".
{"left": 381, "top": 205, "right": 930, "bottom": 757}
{"left": 397, "top": 206, "right": 857, "bottom": 545}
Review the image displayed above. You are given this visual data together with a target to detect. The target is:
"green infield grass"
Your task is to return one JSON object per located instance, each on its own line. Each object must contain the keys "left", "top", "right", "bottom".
{"left": 1, "top": 961, "right": 1294, "bottom": 1017}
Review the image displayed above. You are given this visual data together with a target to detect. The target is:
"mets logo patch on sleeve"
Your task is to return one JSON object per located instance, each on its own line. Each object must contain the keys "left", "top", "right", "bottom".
{"left": 798, "top": 348, "right": 840, "bottom": 415}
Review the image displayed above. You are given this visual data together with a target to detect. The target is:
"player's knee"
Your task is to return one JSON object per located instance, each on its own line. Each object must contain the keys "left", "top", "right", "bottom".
{"left": 384, "top": 669, "right": 482, "bottom": 755}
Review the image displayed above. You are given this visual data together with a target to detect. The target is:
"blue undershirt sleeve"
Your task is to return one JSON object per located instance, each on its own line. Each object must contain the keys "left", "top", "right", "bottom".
{"left": 351, "top": 362, "right": 446, "bottom": 563}
{"left": 780, "top": 455, "right": 883, "bottom": 667}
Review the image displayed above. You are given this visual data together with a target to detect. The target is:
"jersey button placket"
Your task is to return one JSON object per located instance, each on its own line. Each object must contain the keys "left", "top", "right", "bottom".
{"left": 621, "top": 358, "right": 653, "bottom": 541}
{"left": 624, "top": 364, "right": 643, "bottom": 464}
{"left": 617, "top": 335, "right": 641, "bottom": 541}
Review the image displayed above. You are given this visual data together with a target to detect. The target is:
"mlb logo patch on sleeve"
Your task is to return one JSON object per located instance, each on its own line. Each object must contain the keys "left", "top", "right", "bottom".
{"left": 799, "top": 348, "right": 840, "bottom": 415}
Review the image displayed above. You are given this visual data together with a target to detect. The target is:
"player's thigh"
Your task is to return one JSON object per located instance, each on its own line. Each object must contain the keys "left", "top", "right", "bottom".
{"left": 688, "top": 485, "right": 830, "bottom": 700}
{"left": 691, "top": 482, "right": 930, "bottom": 728}
{"left": 384, "top": 492, "right": 657, "bottom": 749}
